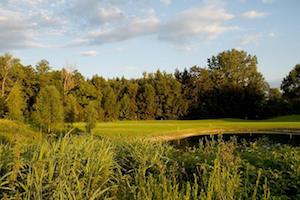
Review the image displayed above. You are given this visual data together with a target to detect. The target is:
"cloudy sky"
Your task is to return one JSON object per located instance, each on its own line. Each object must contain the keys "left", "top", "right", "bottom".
{"left": 0, "top": 0, "right": 299, "bottom": 86}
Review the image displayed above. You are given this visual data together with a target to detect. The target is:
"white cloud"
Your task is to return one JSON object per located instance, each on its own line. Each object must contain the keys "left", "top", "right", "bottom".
{"left": 240, "top": 33, "right": 262, "bottom": 45}
{"left": 159, "top": 5, "right": 238, "bottom": 42}
{"left": 69, "top": 4, "right": 237, "bottom": 47}
{"left": 269, "top": 32, "right": 275, "bottom": 37}
{"left": 0, "top": 0, "right": 239, "bottom": 50}
{"left": 0, "top": 0, "right": 68, "bottom": 50}
{"left": 80, "top": 50, "right": 97, "bottom": 56}
{"left": 22, "top": 0, "right": 42, "bottom": 5}
{"left": 82, "top": 10, "right": 160, "bottom": 45}
{"left": 64, "top": 0, "right": 127, "bottom": 27}
{"left": 97, "top": 6, "right": 123, "bottom": 23}
{"left": 242, "top": 10, "right": 269, "bottom": 19}
{"left": 160, "top": 0, "right": 172, "bottom": 6}
{"left": 0, "top": 8, "right": 41, "bottom": 50}
{"left": 34, "top": 10, "right": 65, "bottom": 28}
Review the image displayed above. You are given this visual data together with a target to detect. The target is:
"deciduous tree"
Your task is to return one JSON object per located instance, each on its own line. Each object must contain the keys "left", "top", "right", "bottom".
{"left": 34, "top": 85, "right": 64, "bottom": 133}
{"left": 7, "top": 82, "right": 25, "bottom": 121}
{"left": 281, "top": 64, "right": 300, "bottom": 113}
{"left": 281, "top": 64, "right": 300, "bottom": 99}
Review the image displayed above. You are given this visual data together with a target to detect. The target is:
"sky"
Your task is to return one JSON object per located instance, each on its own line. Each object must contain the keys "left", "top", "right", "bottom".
{"left": 0, "top": 0, "right": 299, "bottom": 87}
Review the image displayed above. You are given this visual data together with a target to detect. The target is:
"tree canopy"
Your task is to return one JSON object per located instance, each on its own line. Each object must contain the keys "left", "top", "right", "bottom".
{"left": 281, "top": 64, "right": 300, "bottom": 113}
{"left": 0, "top": 50, "right": 298, "bottom": 132}
{"left": 34, "top": 85, "right": 64, "bottom": 133}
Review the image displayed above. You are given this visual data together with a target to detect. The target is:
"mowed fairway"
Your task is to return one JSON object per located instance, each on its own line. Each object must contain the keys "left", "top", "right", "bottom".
{"left": 74, "top": 115, "right": 300, "bottom": 139}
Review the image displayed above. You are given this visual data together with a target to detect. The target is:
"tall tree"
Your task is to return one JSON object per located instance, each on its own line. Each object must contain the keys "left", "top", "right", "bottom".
{"left": 0, "top": 54, "right": 20, "bottom": 98}
{"left": 36, "top": 59, "right": 50, "bottom": 74}
{"left": 36, "top": 59, "right": 51, "bottom": 88}
{"left": 119, "top": 94, "right": 131, "bottom": 120}
{"left": 101, "top": 85, "right": 118, "bottom": 121}
{"left": 263, "top": 88, "right": 287, "bottom": 117}
{"left": 34, "top": 85, "right": 64, "bottom": 133}
{"left": 62, "top": 67, "right": 76, "bottom": 96}
{"left": 137, "top": 82, "right": 156, "bottom": 119}
{"left": 64, "top": 94, "right": 80, "bottom": 123}
{"left": 85, "top": 101, "right": 98, "bottom": 134}
{"left": 118, "top": 80, "right": 138, "bottom": 119}
{"left": 206, "top": 49, "right": 268, "bottom": 118}
{"left": 281, "top": 64, "right": 300, "bottom": 113}
{"left": 281, "top": 64, "right": 300, "bottom": 99}
{"left": 7, "top": 82, "right": 25, "bottom": 121}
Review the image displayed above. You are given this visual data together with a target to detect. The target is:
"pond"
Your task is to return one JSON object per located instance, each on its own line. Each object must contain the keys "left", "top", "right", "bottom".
{"left": 169, "top": 133, "right": 300, "bottom": 148}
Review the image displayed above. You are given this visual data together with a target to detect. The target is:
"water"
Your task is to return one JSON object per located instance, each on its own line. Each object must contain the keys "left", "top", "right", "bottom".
{"left": 170, "top": 133, "right": 300, "bottom": 148}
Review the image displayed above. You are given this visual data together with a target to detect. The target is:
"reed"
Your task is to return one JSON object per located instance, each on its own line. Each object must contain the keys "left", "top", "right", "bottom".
{"left": 0, "top": 134, "right": 298, "bottom": 199}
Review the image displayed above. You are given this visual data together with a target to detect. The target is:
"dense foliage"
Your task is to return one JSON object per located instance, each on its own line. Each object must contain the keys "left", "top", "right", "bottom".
{"left": 0, "top": 135, "right": 299, "bottom": 199}
{"left": 0, "top": 49, "right": 299, "bottom": 131}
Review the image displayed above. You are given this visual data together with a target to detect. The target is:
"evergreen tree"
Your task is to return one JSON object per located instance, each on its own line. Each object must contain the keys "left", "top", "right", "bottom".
{"left": 34, "top": 85, "right": 64, "bottom": 133}
{"left": 7, "top": 82, "right": 25, "bottom": 121}
{"left": 64, "top": 94, "right": 79, "bottom": 123}
{"left": 85, "top": 101, "right": 98, "bottom": 134}
{"left": 137, "top": 82, "right": 156, "bottom": 119}
{"left": 102, "top": 86, "right": 118, "bottom": 121}
{"left": 128, "top": 84, "right": 138, "bottom": 119}
{"left": 119, "top": 94, "right": 131, "bottom": 120}
{"left": 169, "top": 78, "right": 188, "bottom": 118}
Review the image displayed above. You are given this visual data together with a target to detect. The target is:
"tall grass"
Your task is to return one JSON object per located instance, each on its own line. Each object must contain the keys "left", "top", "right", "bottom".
{"left": 0, "top": 135, "right": 298, "bottom": 199}
{"left": 0, "top": 136, "right": 115, "bottom": 199}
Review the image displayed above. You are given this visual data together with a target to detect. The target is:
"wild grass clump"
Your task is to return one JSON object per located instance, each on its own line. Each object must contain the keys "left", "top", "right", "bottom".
{"left": 0, "top": 135, "right": 298, "bottom": 199}
{"left": 0, "top": 119, "right": 41, "bottom": 144}
{"left": 0, "top": 136, "right": 115, "bottom": 199}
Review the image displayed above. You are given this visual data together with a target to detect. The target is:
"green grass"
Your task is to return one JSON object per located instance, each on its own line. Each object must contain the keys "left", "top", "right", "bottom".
{"left": 74, "top": 115, "right": 300, "bottom": 139}
{"left": 0, "top": 117, "right": 299, "bottom": 199}
{"left": 0, "top": 119, "right": 41, "bottom": 144}
{"left": 1, "top": 135, "right": 299, "bottom": 199}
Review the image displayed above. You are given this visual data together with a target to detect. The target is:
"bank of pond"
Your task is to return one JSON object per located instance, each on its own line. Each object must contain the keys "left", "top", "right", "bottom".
{"left": 170, "top": 132, "right": 300, "bottom": 147}
{"left": 0, "top": 131, "right": 299, "bottom": 199}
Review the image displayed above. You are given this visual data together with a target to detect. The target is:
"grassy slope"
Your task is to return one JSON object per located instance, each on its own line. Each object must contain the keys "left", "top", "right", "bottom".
{"left": 74, "top": 115, "right": 300, "bottom": 139}
{"left": 0, "top": 119, "right": 41, "bottom": 143}
{"left": 1, "top": 115, "right": 299, "bottom": 141}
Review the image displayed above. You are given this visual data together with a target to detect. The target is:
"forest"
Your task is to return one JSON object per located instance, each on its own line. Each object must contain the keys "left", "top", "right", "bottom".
{"left": 0, "top": 49, "right": 299, "bottom": 133}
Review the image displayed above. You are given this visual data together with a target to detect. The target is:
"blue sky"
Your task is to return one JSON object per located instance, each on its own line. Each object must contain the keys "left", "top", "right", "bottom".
{"left": 0, "top": 0, "right": 299, "bottom": 86}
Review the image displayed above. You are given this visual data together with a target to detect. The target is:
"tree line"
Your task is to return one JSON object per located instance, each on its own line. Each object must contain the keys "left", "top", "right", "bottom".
{"left": 0, "top": 49, "right": 299, "bottom": 132}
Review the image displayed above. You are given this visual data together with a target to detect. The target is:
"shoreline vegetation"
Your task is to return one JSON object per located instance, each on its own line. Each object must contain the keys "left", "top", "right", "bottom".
{"left": 0, "top": 130, "right": 299, "bottom": 199}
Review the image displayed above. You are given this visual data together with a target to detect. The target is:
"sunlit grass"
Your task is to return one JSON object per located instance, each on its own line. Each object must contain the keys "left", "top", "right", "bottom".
{"left": 74, "top": 115, "right": 300, "bottom": 138}
{"left": 0, "top": 118, "right": 299, "bottom": 199}
{"left": 0, "top": 119, "right": 41, "bottom": 144}
{"left": 1, "top": 135, "right": 299, "bottom": 199}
